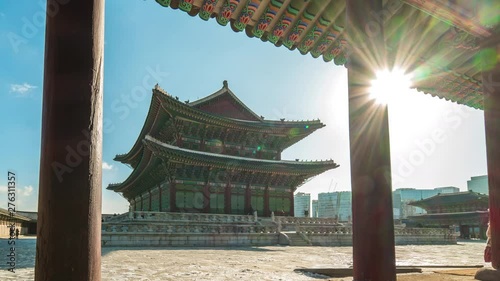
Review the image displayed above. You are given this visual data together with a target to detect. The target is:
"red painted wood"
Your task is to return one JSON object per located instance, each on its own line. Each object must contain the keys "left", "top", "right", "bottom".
{"left": 224, "top": 181, "right": 232, "bottom": 214}
{"left": 245, "top": 183, "right": 252, "bottom": 214}
{"left": 35, "top": 1, "right": 104, "bottom": 280}
{"left": 159, "top": 185, "right": 162, "bottom": 212}
{"left": 264, "top": 186, "right": 270, "bottom": 217}
{"left": 203, "top": 183, "right": 210, "bottom": 213}
{"left": 483, "top": 33, "right": 500, "bottom": 269}
{"left": 170, "top": 181, "right": 177, "bottom": 212}
{"left": 346, "top": 0, "right": 396, "bottom": 280}
{"left": 195, "top": 94, "right": 260, "bottom": 121}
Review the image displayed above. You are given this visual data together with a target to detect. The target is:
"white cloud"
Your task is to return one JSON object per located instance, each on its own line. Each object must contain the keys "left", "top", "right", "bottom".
{"left": 0, "top": 185, "right": 6, "bottom": 193}
{"left": 102, "top": 162, "right": 113, "bottom": 170}
{"left": 10, "top": 83, "right": 37, "bottom": 96}
{"left": 21, "top": 185, "right": 33, "bottom": 196}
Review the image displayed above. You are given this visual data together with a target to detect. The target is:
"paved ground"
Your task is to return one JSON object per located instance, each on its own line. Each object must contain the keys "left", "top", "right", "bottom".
{"left": 0, "top": 238, "right": 492, "bottom": 280}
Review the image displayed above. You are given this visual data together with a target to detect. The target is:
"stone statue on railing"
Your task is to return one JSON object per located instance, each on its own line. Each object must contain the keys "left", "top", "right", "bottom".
{"left": 271, "top": 211, "right": 275, "bottom": 222}
{"left": 253, "top": 210, "right": 258, "bottom": 221}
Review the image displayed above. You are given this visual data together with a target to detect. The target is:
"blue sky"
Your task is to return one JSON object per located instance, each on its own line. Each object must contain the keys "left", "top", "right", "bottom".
{"left": 0, "top": 1, "right": 488, "bottom": 213}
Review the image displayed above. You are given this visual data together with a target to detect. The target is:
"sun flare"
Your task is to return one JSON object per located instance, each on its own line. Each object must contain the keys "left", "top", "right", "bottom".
{"left": 370, "top": 69, "right": 413, "bottom": 104}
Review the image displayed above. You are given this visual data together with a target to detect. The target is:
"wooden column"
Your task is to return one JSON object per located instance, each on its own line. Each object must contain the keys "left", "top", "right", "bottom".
{"left": 482, "top": 32, "right": 500, "bottom": 269}
{"left": 158, "top": 185, "right": 162, "bottom": 212}
{"left": 289, "top": 190, "right": 294, "bottom": 217}
{"left": 170, "top": 181, "right": 177, "bottom": 212}
{"left": 264, "top": 186, "right": 270, "bottom": 217}
{"left": 224, "top": 180, "right": 232, "bottom": 214}
{"left": 35, "top": 1, "right": 104, "bottom": 280}
{"left": 346, "top": 0, "right": 396, "bottom": 280}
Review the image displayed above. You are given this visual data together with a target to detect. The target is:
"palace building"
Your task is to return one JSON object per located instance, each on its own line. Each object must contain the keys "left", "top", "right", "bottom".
{"left": 108, "top": 82, "right": 338, "bottom": 217}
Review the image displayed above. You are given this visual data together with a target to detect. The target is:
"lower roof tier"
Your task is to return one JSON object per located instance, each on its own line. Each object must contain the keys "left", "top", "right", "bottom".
{"left": 108, "top": 135, "right": 338, "bottom": 199}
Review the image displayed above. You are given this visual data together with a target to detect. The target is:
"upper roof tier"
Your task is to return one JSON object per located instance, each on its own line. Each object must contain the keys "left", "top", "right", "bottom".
{"left": 108, "top": 135, "right": 339, "bottom": 198}
{"left": 154, "top": 0, "right": 500, "bottom": 110}
{"left": 115, "top": 82, "right": 326, "bottom": 167}
{"left": 408, "top": 191, "right": 489, "bottom": 210}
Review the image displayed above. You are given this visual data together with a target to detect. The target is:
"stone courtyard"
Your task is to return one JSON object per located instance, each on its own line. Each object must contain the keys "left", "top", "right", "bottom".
{"left": 0, "top": 238, "right": 492, "bottom": 280}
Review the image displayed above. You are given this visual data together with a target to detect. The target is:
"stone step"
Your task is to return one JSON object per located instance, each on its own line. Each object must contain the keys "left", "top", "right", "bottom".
{"left": 285, "top": 232, "right": 310, "bottom": 246}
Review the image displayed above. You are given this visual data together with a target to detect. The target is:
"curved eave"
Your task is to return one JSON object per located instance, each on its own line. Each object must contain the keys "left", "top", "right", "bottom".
{"left": 408, "top": 191, "right": 489, "bottom": 208}
{"left": 155, "top": 0, "right": 349, "bottom": 66}
{"left": 107, "top": 146, "right": 159, "bottom": 194}
{"left": 189, "top": 86, "right": 262, "bottom": 121}
{"left": 108, "top": 135, "right": 339, "bottom": 197}
{"left": 144, "top": 135, "right": 339, "bottom": 175}
{"left": 408, "top": 211, "right": 488, "bottom": 220}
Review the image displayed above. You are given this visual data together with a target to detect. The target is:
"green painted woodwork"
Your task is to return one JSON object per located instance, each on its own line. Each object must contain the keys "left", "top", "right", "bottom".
{"left": 143, "top": 195, "right": 151, "bottom": 211}
{"left": 151, "top": 192, "right": 160, "bottom": 211}
{"left": 283, "top": 198, "right": 291, "bottom": 213}
{"left": 210, "top": 188, "right": 225, "bottom": 214}
{"left": 251, "top": 189, "right": 265, "bottom": 216}
{"left": 161, "top": 185, "right": 170, "bottom": 211}
{"left": 179, "top": 0, "right": 192, "bottom": 12}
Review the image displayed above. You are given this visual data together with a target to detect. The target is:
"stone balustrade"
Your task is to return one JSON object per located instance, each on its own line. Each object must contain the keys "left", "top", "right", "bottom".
{"left": 104, "top": 212, "right": 129, "bottom": 222}
{"left": 101, "top": 212, "right": 456, "bottom": 247}
{"left": 297, "top": 225, "right": 353, "bottom": 235}
{"left": 275, "top": 216, "right": 339, "bottom": 225}
{"left": 394, "top": 227, "right": 454, "bottom": 236}
{"left": 125, "top": 211, "right": 256, "bottom": 223}
{"left": 297, "top": 225, "right": 452, "bottom": 236}
{"left": 102, "top": 222, "right": 277, "bottom": 234}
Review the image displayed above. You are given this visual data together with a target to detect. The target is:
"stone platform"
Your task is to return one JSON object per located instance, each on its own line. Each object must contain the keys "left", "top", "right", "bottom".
{"left": 0, "top": 240, "right": 489, "bottom": 280}
{"left": 101, "top": 212, "right": 457, "bottom": 247}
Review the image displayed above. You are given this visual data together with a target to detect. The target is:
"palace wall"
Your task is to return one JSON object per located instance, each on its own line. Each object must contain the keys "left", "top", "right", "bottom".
{"left": 129, "top": 180, "right": 292, "bottom": 217}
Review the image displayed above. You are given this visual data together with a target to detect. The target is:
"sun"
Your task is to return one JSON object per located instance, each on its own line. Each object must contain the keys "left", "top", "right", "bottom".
{"left": 370, "top": 69, "right": 413, "bottom": 104}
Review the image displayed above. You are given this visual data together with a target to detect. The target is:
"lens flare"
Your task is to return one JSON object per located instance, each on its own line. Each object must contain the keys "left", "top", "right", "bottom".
{"left": 370, "top": 69, "right": 412, "bottom": 104}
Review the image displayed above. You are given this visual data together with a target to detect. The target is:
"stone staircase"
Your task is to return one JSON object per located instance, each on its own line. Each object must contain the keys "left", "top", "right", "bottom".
{"left": 101, "top": 211, "right": 279, "bottom": 247}
{"left": 284, "top": 231, "right": 311, "bottom": 246}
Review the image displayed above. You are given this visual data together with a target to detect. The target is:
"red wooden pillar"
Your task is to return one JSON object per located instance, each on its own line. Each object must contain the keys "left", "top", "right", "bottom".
{"left": 346, "top": 0, "right": 396, "bottom": 280}
{"left": 35, "top": 1, "right": 104, "bottom": 280}
{"left": 264, "top": 186, "right": 270, "bottom": 217}
{"left": 148, "top": 190, "right": 152, "bottom": 211}
{"left": 170, "top": 181, "right": 177, "bottom": 212}
{"left": 203, "top": 182, "right": 211, "bottom": 213}
{"left": 224, "top": 180, "right": 232, "bottom": 214}
{"left": 158, "top": 185, "right": 162, "bottom": 212}
{"left": 483, "top": 33, "right": 500, "bottom": 269}
{"left": 245, "top": 183, "right": 252, "bottom": 214}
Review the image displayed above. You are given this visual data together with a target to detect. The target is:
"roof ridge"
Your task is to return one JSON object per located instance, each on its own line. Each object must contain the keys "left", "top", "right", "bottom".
{"left": 144, "top": 135, "right": 338, "bottom": 165}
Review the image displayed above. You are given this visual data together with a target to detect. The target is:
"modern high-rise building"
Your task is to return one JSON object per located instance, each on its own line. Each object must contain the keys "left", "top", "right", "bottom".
{"left": 467, "top": 175, "right": 488, "bottom": 195}
{"left": 311, "top": 200, "right": 318, "bottom": 218}
{"left": 316, "top": 191, "right": 352, "bottom": 221}
{"left": 294, "top": 192, "right": 311, "bottom": 217}
{"left": 393, "top": 186, "right": 459, "bottom": 219}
